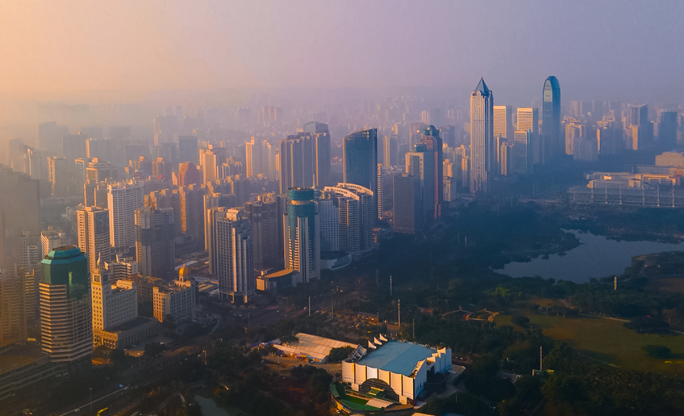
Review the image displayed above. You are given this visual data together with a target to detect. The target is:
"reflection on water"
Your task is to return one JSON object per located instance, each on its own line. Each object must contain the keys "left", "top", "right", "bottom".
{"left": 496, "top": 230, "right": 683, "bottom": 283}
{"left": 195, "top": 395, "right": 231, "bottom": 416}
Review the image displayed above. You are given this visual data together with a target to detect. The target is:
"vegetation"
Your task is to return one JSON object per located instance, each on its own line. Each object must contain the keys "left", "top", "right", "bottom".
{"left": 643, "top": 345, "right": 672, "bottom": 359}
{"left": 328, "top": 346, "right": 354, "bottom": 362}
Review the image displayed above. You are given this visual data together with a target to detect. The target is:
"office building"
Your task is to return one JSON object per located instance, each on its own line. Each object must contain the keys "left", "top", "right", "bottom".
{"left": 40, "top": 247, "right": 92, "bottom": 364}
{"left": 90, "top": 263, "right": 138, "bottom": 344}
{"left": 513, "top": 131, "right": 532, "bottom": 175}
{"left": 180, "top": 184, "right": 205, "bottom": 243}
{"left": 284, "top": 188, "right": 320, "bottom": 283}
{"left": 542, "top": 76, "right": 562, "bottom": 162}
{"left": 148, "top": 189, "right": 182, "bottom": 237}
{"left": 135, "top": 206, "right": 175, "bottom": 278}
{"left": 303, "top": 121, "right": 332, "bottom": 188}
{"left": 244, "top": 196, "right": 281, "bottom": 270}
{"left": 469, "top": 78, "right": 494, "bottom": 193}
{"left": 178, "top": 135, "right": 199, "bottom": 165}
{"left": 657, "top": 110, "right": 678, "bottom": 151}
{"left": 317, "top": 199, "right": 340, "bottom": 252}
{"left": 517, "top": 108, "right": 539, "bottom": 164}
{"left": 0, "top": 266, "right": 27, "bottom": 344}
{"left": 322, "top": 184, "right": 374, "bottom": 258}
{"left": 421, "top": 126, "right": 444, "bottom": 219}
{"left": 0, "top": 168, "right": 40, "bottom": 268}
{"left": 408, "top": 122, "right": 428, "bottom": 150}
{"left": 108, "top": 181, "right": 145, "bottom": 252}
{"left": 213, "top": 209, "right": 254, "bottom": 303}
{"left": 62, "top": 134, "right": 88, "bottom": 166}
{"left": 153, "top": 115, "right": 177, "bottom": 145}
{"left": 245, "top": 137, "right": 276, "bottom": 179}
{"left": 153, "top": 270, "right": 196, "bottom": 322}
{"left": 38, "top": 121, "right": 68, "bottom": 154}
{"left": 343, "top": 129, "right": 379, "bottom": 219}
{"left": 494, "top": 105, "right": 514, "bottom": 143}
{"left": 393, "top": 174, "right": 422, "bottom": 234}
{"left": 383, "top": 135, "right": 399, "bottom": 168}
{"left": 24, "top": 147, "right": 44, "bottom": 180}
{"left": 628, "top": 104, "right": 652, "bottom": 150}
{"left": 105, "top": 255, "right": 138, "bottom": 282}
{"left": 77, "top": 206, "right": 111, "bottom": 275}
{"left": 41, "top": 228, "right": 68, "bottom": 258}
{"left": 47, "top": 156, "right": 68, "bottom": 197}
{"left": 279, "top": 127, "right": 331, "bottom": 193}
{"left": 406, "top": 144, "right": 435, "bottom": 222}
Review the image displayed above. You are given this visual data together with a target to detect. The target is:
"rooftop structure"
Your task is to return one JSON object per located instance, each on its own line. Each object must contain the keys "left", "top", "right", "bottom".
{"left": 274, "top": 333, "right": 356, "bottom": 363}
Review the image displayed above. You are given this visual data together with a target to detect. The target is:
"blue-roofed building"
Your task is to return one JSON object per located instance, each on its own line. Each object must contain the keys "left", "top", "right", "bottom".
{"left": 342, "top": 340, "right": 451, "bottom": 404}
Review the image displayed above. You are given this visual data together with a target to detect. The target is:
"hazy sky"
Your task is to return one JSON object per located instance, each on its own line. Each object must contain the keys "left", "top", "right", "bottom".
{"left": 1, "top": 0, "right": 683, "bottom": 101}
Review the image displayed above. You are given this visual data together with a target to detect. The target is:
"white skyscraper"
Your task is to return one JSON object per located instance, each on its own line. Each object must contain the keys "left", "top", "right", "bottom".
{"left": 108, "top": 181, "right": 144, "bottom": 251}
{"left": 214, "top": 209, "right": 255, "bottom": 303}
{"left": 77, "top": 206, "right": 111, "bottom": 275}
{"left": 317, "top": 199, "right": 340, "bottom": 252}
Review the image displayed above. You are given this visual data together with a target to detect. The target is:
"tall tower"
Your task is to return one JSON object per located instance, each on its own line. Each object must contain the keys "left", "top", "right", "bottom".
{"left": 343, "top": 129, "right": 379, "bottom": 220}
{"left": 40, "top": 246, "right": 92, "bottom": 365}
{"left": 214, "top": 209, "right": 254, "bottom": 303}
{"left": 469, "top": 78, "right": 494, "bottom": 194}
{"left": 542, "top": 76, "right": 561, "bottom": 162}
{"left": 284, "top": 188, "right": 320, "bottom": 284}
{"left": 77, "top": 206, "right": 111, "bottom": 275}
{"left": 303, "top": 121, "right": 332, "bottom": 188}
{"left": 135, "top": 206, "right": 175, "bottom": 278}
{"left": 406, "top": 143, "right": 435, "bottom": 223}
{"left": 108, "top": 181, "right": 145, "bottom": 252}
{"left": 421, "top": 126, "right": 444, "bottom": 219}
{"left": 47, "top": 156, "right": 68, "bottom": 197}
{"left": 244, "top": 197, "right": 281, "bottom": 270}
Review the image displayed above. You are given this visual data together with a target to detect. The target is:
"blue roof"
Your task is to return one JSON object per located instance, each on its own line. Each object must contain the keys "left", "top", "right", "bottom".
{"left": 357, "top": 341, "right": 435, "bottom": 376}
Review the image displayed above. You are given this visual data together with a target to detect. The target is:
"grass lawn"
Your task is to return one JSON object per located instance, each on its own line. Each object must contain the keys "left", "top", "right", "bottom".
{"left": 495, "top": 314, "right": 684, "bottom": 377}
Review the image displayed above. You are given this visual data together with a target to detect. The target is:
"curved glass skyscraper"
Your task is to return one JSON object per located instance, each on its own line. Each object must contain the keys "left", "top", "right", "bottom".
{"left": 542, "top": 76, "right": 561, "bottom": 162}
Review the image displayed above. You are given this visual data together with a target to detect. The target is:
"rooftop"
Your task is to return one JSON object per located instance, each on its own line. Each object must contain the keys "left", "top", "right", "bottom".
{"left": 357, "top": 341, "right": 435, "bottom": 377}
{"left": 107, "top": 316, "right": 157, "bottom": 333}
{"left": 0, "top": 343, "right": 48, "bottom": 376}
{"left": 275, "top": 333, "right": 356, "bottom": 361}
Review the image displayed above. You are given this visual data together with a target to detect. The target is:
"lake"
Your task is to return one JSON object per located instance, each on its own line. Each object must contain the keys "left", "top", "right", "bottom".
{"left": 195, "top": 395, "right": 231, "bottom": 416}
{"left": 496, "top": 230, "right": 683, "bottom": 283}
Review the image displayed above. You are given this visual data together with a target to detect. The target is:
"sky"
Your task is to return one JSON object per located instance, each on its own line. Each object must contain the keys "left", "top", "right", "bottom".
{"left": 1, "top": 0, "right": 683, "bottom": 102}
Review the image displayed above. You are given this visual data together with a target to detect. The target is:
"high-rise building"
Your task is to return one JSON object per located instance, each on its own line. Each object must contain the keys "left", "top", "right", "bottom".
{"left": 148, "top": 189, "right": 182, "bottom": 237}
{"left": 0, "top": 168, "right": 40, "bottom": 268}
{"left": 153, "top": 272, "right": 196, "bottom": 323}
{"left": 393, "top": 174, "right": 423, "bottom": 234}
{"left": 408, "top": 122, "right": 428, "bottom": 150}
{"left": 244, "top": 197, "right": 281, "bottom": 270}
{"left": 47, "top": 156, "right": 68, "bottom": 197}
{"left": 317, "top": 198, "right": 340, "bottom": 252}
{"left": 628, "top": 104, "right": 652, "bottom": 150}
{"left": 383, "top": 135, "right": 399, "bottom": 168}
{"left": 303, "top": 122, "right": 331, "bottom": 188}
{"left": 178, "top": 136, "right": 199, "bottom": 165}
{"left": 542, "top": 76, "right": 561, "bottom": 162}
{"left": 90, "top": 263, "right": 137, "bottom": 341}
{"left": 469, "top": 78, "right": 494, "bottom": 194}
{"left": 0, "top": 265, "right": 28, "bottom": 344}
{"left": 40, "top": 247, "right": 92, "bottom": 364}
{"left": 406, "top": 143, "right": 435, "bottom": 222}
{"left": 493, "top": 105, "right": 514, "bottom": 141}
{"left": 245, "top": 137, "right": 276, "bottom": 179}
{"left": 24, "top": 147, "right": 44, "bottom": 180}
{"left": 135, "top": 206, "right": 175, "bottom": 278}
{"left": 214, "top": 209, "right": 254, "bottom": 303}
{"left": 180, "top": 184, "right": 205, "bottom": 243}
{"left": 77, "top": 206, "right": 111, "bottom": 275}
{"left": 153, "top": 115, "right": 177, "bottom": 145}
{"left": 200, "top": 147, "right": 220, "bottom": 184}
{"left": 38, "top": 122, "right": 68, "bottom": 154}
{"left": 421, "top": 126, "right": 444, "bottom": 219}
{"left": 343, "top": 129, "right": 379, "bottom": 220}
{"left": 284, "top": 188, "right": 320, "bottom": 284}
{"left": 108, "top": 181, "right": 145, "bottom": 252}
{"left": 62, "top": 134, "right": 88, "bottom": 166}
{"left": 322, "top": 184, "right": 374, "bottom": 257}
{"left": 517, "top": 108, "right": 540, "bottom": 164}
{"left": 204, "top": 193, "right": 237, "bottom": 250}
{"left": 657, "top": 110, "right": 678, "bottom": 151}
{"left": 105, "top": 255, "right": 138, "bottom": 282}
{"left": 513, "top": 131, "right": 532, "bottom": 174}
{"left": 178, "top": 161, "right": 201, "bottom": 187}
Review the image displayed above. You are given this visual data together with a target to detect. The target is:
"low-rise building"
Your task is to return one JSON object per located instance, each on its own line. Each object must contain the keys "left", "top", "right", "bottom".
{"left": 153, "top": 267, "right": 197, "bottom": 323}
{"left": 0, "top": 342, "right": 59, "bottom": 401}
{"left": 256, "top": 269, "right": 301, "bottom": 293}
{"left": 274, "top": 333, "right": 356, "bottom": 363}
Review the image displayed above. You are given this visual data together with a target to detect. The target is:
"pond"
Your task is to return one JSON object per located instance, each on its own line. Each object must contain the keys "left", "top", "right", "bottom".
{"left": 495, "top": 230, "right": 683, "bottom": 283}
{"left": 195, "top": 395, "right": 232, "bottom": 416}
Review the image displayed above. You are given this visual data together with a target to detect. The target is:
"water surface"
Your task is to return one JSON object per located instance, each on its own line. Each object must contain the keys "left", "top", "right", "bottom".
{"left": 195, "top": 395, "right": 231, "bottom": 416}
{"left": 497, "top": 230, "right": 683, "bottom": 283}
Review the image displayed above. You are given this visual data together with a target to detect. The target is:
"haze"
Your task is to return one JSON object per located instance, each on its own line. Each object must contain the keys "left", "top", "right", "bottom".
{"left": 2, "top": 0, "right": 683, "bottom": 102}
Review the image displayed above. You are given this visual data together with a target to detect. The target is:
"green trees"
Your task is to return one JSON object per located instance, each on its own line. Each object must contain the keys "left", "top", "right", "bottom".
{"left": 511, "top": 315, "right": 530, "bottom": 328}
{"left": 328, "top": 346, "right": 354, "bottom": 362}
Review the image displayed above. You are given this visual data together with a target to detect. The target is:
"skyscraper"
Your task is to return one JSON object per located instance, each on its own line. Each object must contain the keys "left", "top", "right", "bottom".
{"left": 77, "top": 206, "right": 111, "bottom": 275}
{"left": 393, "top": 174, "right": 423, "bottom": 234}
{"left": 628, "top": 104, "right": 652, "bottom": 150}
{"left": 40, "top": 246, "right": 92, "bottom": 364}
{"left": 421, "top": 126, "right": 444, "bottom": 219}
{"left": 214, "top": 209, "right": 254, "bottom": 303}
{"left": 303, "top": 121, "right": 331, "bottom": 188}
{"left": 657, "top": 110, "right": 678, "bottom": 151}
{"left": 180, "top": 184, "right": 205, "bottom": 243}
{"left": 406, "top": 143, "right": 435, "bottom": 222}
{"left": 0, "top": 266, "right": 28, "bottom": 344}
{"left": 244, "top": 197, "right": 281, "bottom": 270}
{"left": 47, "top": 156, "right": 68, "bottom": 197}
{"left": 343, "top": 129, "right": 379, "bottom": 219}
{"left": 278, "top": 126, "right": 331, "bottom": 193}
{"left": 517, "top": 108, "right": 540, "bottom": 164}
{"left": 178, "top": 135, "right": 199, "bottom": 165}
{"left": 494, "top": 106, "right": 514, "bottom": 141}
{"left": 284, "top": 188, "right": 320, "bottom": 284}
{"left": 0, "top": 168, "right": 40, "bottom": 268}
{"left": 383, "top": 135, "right": 399, "bottom": 168}
{"left": 322, "top": 184, "right": 374, "bottom": 257}
{"left": 108, "top": 181, "right": 145, "bottom": 252}
{"left": 469, "top": 78, "right": 494, "bottom": 194}
{"left": 135, "top": 206, "right": 175, "bottom": 278}
{"left": 542, "top": 76, "right": 561, "bottom": 162}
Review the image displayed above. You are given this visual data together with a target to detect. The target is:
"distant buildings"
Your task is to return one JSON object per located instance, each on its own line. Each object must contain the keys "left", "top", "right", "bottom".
{"left": 0, "top": 168, "right": 40, "bottom": 268}
{"left": 393, "top": 174, "right": 423, "bottom": 234}
{"left": 108, "top": 180, "right": 145, "bottom": 252}
{"left": 77, "top": 206, "right": 111, "bottom": 275}
{"left": 135, "top": 206, "right": 175, "bottom": 278}
{"left": 321, "top": 184, "right": 375, "bottom": 258}
{"left": 278, "top": 123, "right": 331, "bottom": 193}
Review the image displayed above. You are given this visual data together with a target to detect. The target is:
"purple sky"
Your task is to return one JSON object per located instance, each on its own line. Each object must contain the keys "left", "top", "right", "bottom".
{"left": 1, "top": 0, "right": 683, "bottom": 102}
